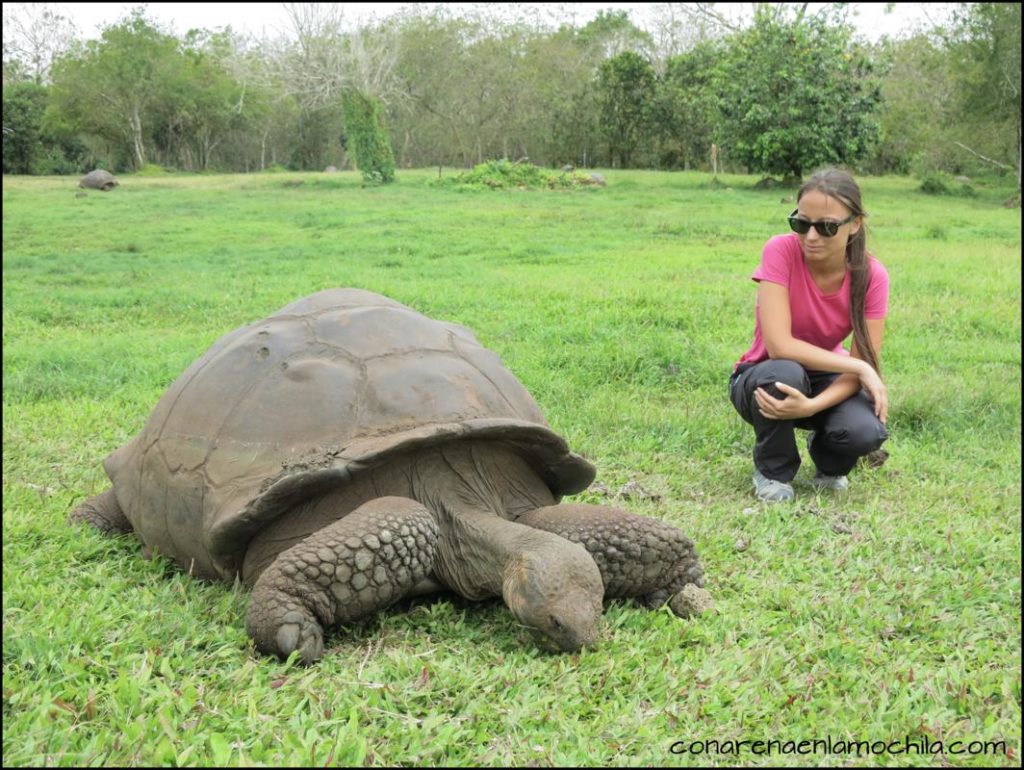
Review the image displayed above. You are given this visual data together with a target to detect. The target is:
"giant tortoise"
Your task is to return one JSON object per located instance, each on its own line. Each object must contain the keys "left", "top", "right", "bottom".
{"left": 79, "top": 169, "right": 119, "bottom": 191}
{"left": 71, "top": 289, "right": 707, "bottom": 663}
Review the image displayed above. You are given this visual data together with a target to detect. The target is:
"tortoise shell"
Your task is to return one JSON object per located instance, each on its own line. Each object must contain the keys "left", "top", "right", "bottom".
{"left": 103, "top": 289, "right": 595, "bottom": 579}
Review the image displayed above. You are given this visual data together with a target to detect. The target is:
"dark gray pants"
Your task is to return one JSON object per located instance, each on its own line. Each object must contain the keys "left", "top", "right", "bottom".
{"left": 729, "top": 359, "right": 888, "bottom": 482}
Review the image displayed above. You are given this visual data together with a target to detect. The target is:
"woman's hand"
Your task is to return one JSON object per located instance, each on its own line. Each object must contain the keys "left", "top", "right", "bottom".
{"left": 856, "top": 361, "right": 889, "bottom": 423}
{"left": 755, "top": 383, "right": 817, "bottom": 420}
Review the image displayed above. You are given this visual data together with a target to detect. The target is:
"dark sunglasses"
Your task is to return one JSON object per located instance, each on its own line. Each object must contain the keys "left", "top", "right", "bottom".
{"left": 788, "top": 210, "right": 855, "bottom": 237}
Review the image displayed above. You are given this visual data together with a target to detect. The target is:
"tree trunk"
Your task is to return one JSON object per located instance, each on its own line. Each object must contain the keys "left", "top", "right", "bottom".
{"left": 1017, "top": 119, "right": 1021, "bottom": 191}
{"left": 129, "top": 104, "right": 146, "bottom": 170}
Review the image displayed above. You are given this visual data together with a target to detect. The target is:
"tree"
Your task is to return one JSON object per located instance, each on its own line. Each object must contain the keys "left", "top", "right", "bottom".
{"left": 163, "top": 30, "right": 246, "bottom": 171}
{"left": 2, "top": 2, "right": 78, "bottom": 84}
{"left": 870, "top": 34, "right": 957, "bottom": 175}
{"left": 342, "top": 23, "right": 400, "bottom": 180}
{"left": 389, "top": 11, "right": 473, "bottom": 167}
{"left": 562, "top": 12, "right": 654, "bottom": 168}
{"left": 276, "top": 4, "right": 401, "bottom": 179}
{"left": 120, "top": 28, "right": 247, "bottom": 172}
{"left": 713, "top": 6, "right": 881, "bottom": 180}
{"left": 597, "top": 51, "right": 656, "bottom": 168}
{"left": 645, "top": 2, "right": 734, "bottom": 67}
{"left": 3, "top": 79, "right": 88, "bottom": 173}
{"left": 948, "top": 2, "right": 1021, "bottom": 189}
{"left": 653, "top": 42, "right": 719, "bottom": 169}
{"left": 522, "top": 25, "right": 601, "bottom": 167}
{"left": 343, "top": 90, "right": 394, "bottom": 182}
{"left": 2, "top": 80, "right": 46, "bottom": 172}
{"left": 49, "top": 10, "right": 181, "bottom": 170}
{"left": 576, "top": 9, "right": 653, "bottom": 60}
{"left": 388, "top": 9, "right": 597, "bottom": 169}
{"left": 220, "top": 36, "right": 304, "bottom": 171}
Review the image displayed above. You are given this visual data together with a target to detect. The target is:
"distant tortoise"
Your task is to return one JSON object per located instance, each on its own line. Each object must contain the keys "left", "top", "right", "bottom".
{"left": 71, "top": 289, "right": 707, "bottom": 663}
{"left": 79, "top": 169, "right": 119, "bottom": 191}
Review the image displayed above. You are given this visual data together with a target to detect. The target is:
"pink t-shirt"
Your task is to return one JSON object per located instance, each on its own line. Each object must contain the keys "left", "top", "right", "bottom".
{"left": 735, "top": 233, "right": 889, "bottom": 369}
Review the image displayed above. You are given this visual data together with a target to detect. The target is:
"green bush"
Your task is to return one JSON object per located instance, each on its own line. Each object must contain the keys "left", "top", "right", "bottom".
{"left": 435, "top": 159, "right": 603, "bottom": 191}
{"left": 919, "top": 172, "right": 977, "bottom": 197}
{"left": 918, "top": 173, "right": 949, "bottom": 195}
{"left": 31, "top": 146, "right": 82, "bottom": 175}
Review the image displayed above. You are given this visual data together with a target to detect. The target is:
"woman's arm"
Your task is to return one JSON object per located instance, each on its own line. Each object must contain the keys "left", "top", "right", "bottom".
{"left": 755, "top": 282, "right": 888, "bottom": 421}
{"left": 759, "top": 282, "right": 867, "bottom": 374}
{"left": 801, "top": 318, "right": 887, "bottom": 420}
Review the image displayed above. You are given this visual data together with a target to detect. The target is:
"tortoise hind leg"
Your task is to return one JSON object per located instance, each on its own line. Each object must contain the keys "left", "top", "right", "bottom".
{"left": 515, "top": 503, "right": 711, "bottom": 617}
{"left": 69, "top": 488, "right": 133, "bottom": 535}
{"left": 246, "top": 496, "right": 438, "bottom": 664}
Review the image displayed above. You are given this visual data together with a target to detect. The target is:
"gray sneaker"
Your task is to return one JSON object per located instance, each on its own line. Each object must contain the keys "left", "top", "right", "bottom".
{"left": 752, "top": 469, "right": 795, "bottom": 502}
{"left": 806, "top": 431, "right": 850, "bottom": 491}
{"left": 811, "top": 472, "right": 850, "bottom": 491}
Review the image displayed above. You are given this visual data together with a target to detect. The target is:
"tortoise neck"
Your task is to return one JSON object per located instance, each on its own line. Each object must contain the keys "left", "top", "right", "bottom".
{"left": 408, "top": 441, "right": 560, "bottom": 599}
{"left": 431, "top": 505, "right": 567, "bottom": 600}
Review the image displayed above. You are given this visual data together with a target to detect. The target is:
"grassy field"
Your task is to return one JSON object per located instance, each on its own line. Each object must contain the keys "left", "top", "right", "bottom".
{"left": 3, "top": 168, "right": 1020, "bottom": 767}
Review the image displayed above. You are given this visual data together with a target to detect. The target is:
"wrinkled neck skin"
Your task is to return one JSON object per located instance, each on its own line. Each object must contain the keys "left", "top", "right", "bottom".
{"left": 410, "top": 445, "right": 567, "bottom": 600}
{"left": 416, "top": 446, "right": 604, "bottom": 651}
{"left": 241, "top": 440, "right": 557, "bottom": 590}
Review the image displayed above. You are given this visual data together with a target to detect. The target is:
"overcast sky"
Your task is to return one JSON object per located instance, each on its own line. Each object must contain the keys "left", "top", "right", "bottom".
{"left": 40, "top": 2, "right": 954, "bottom": 42}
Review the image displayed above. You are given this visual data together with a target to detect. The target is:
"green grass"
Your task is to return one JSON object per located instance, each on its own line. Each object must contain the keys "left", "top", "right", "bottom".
{"left": 3, "top": 168, "right": 1020, "bottom": 767}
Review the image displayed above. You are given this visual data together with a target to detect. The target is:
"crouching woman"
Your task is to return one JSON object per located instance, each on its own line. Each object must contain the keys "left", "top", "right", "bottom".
{"left": 730, "top": 168, "right": 889, "bottom": 503}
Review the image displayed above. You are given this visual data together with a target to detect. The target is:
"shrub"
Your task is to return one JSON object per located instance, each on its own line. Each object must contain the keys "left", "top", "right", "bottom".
{"left": 435, "top": 159, "right": 602, "bottom": 191}
{"left": 919, "top": 173, "right": 949, "bottom": 195}
{"left": 919, "top": 172, "right": 977, "bottom": 197}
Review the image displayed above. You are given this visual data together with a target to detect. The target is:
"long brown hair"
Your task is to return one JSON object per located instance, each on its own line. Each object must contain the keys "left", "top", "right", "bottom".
{"left": 797, "top": 168, "right": 880, "bottom": 375}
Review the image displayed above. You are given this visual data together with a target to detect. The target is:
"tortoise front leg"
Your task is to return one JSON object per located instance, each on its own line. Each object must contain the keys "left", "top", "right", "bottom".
{"left": 246, "top": 496, "right": 438, "bottom": 664}
{"left": 68, "top": 488, "right": 133, "bottom": 535}
{"left": 515, "top": 503, "right": 710, "bottom": 616}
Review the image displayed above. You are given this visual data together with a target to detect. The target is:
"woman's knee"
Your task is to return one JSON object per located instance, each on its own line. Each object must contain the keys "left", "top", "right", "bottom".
{"left": 752, "top": 359, "right": 809, "bottom": 396}
{"left": 823, "top": 419, "right": 888, "bottom": 456}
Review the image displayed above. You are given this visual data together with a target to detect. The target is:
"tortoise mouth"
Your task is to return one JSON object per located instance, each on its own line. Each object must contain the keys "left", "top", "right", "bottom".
{"left": 529, "top": 626, "right": 598, "bottom": 653}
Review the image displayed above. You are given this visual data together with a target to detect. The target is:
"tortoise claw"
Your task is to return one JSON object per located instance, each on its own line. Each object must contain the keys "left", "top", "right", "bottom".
{"left": 668, "top": 584, "right": 715, "bottom": 618}
{"left": 247, "top": 598, "right": 326, "bottom": 664}
{"left": 246, "top": 583, "right": 329, "bottom": 664}
{"left": 274, "top": 608, "right": 325, "bottom": 665}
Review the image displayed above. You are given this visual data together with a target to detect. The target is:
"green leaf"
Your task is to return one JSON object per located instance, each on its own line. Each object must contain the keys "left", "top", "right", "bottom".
{"left": 209, "top": 733, "right": 231, "bottom": 765}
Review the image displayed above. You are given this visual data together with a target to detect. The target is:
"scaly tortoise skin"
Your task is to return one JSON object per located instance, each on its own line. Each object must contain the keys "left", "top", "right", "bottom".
{"left": 71, "top": 289, "right": 707, "bottom": 663}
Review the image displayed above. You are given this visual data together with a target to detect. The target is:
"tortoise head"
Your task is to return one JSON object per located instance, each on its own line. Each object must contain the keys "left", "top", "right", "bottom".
{"left": 501, "top": 544, "right": 604, "bottom": 652}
